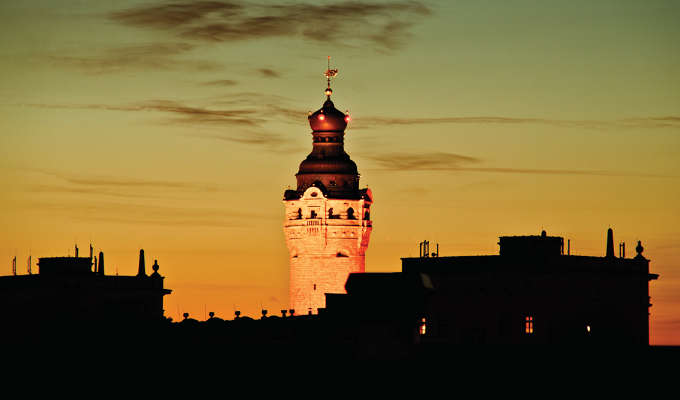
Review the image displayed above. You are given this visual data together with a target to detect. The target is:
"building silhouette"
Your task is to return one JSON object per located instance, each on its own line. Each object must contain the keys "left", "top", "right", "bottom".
{"left": 325, "top": 229, "right": 658, "bottom": 347}
{"left": 0, "top": 246, "right": 171, "bottom": 342}
{"left": 283, "top": 64, "right": 373, "bottom": 314}
{"left": 161, "top": 228, "right": 661, "bottom": 360}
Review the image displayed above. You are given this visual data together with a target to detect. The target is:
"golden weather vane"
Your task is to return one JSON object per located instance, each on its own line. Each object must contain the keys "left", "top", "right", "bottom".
{"left": 324, "top": 56, "right": 338, "bottom": 97}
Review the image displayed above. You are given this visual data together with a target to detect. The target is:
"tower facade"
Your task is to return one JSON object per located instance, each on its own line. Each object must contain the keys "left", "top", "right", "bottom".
{"left": 283, "top": 66, "right": 372, "bottom": 314}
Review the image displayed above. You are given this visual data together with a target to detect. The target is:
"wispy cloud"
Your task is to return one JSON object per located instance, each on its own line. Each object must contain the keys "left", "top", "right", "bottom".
{"left": 27, "top": 100, "right": 261, "bottom": 127}
{"left": 352, "top": 115, "right": 680, "bottom": 130}
{"left": 48, "top": 42, "right": 222, "bottom": 74}
{"left": 25, "top": 96, "right": 307, "bottom": 151}
{"left": 22, "top": 200, "right": 267, "bottom": 228}
{"left": 364, "top": 152, "right": 678, "bottom": 178}
{"left": 186, "top": 131, "right": 302, "bottom": 154}
{"left": 367, "top": 152, "right": 480, "bottom": 170}
{"left": 110, "top": 1, "right": 432, "bottom": 52}
{"left": 26, "top": 168, "right": 229, "bottom": 193}
{"left": 201, "top": 79, "right": 238, "bottom": 86}
{"left": 257, "top": 68, "right": 281, "bottom": 78}
{"left": 15, "top": 169, "right": 273, "bottom": 227}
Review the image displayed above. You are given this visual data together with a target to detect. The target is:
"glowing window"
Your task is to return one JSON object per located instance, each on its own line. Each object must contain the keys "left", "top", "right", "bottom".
{"left": 419, "top": 317, "right": 427, "bottom": 335}
{"left": 586, "top": 325, "right": 591, "bottom": 333}
{"left": 525, "top": 315, "right": 534, "bottom": 334}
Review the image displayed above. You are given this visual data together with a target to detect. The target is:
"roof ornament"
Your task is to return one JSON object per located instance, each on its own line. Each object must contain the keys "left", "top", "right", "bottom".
{"left": 324, "top": 56, "right": 338, "bottom": 98}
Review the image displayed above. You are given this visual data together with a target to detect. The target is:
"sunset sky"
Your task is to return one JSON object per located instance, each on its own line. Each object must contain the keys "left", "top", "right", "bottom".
{"left": 1, "top": 0, "right": 678, "bottom": 344}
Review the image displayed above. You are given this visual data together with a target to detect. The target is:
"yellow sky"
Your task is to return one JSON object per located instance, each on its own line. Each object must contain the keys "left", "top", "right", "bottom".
{"left": 1, "top": 1, "right": 678, "bottom": 343}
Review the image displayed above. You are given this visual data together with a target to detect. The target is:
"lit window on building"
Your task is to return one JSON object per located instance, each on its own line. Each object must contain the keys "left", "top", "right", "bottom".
{"left": 419, "top": 317, "right": 427, "bottom": 335}
{"left": 586, "top": 325, "right": 591, "bottom": 333}
{"left": 525, "top": 315, "right": 534, "bottom": 334}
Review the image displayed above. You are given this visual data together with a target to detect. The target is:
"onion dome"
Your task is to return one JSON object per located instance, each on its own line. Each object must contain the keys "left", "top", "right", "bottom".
{"left": 308, "top": 98, "right": 348, "bottom": 132}
{"left": 297, "top": 156, "right": 358, "bottom": 175}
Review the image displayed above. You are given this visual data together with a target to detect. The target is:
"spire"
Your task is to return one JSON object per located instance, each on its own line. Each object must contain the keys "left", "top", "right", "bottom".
{"left": 324, "top": 56, "right": 338, "bottom": 99}
{"left": 606, "top": 228, "right": 615, "bottom": 258}
{"left": 98, "top": 251, "right": 105, "bottom": 275}
{"left": 138, "top": 249, "right": 147, "bottom": 277}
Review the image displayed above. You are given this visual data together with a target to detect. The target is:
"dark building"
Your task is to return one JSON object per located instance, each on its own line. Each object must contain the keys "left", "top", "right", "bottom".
{"left": 325, "top": 229, "right": 658, "bottom": 347}
{"left": 0, "top": 247, "right": 171, "bottom": 342}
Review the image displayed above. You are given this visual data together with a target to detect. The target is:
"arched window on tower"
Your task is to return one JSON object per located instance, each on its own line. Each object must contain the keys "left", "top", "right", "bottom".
{"left": 296, "top": 208, "right": 302, "bottom": 219}
{"left": 347, "top": 207, "right": 355, "bottom": 220}
{"left": 328, "top": 208, "right": 334, "bottom": 219}
{"left": 364, "top": 210, "right": 370, "bottom": 220}
{"left": 310, "top": 210, "right": 317, "bottom": 219}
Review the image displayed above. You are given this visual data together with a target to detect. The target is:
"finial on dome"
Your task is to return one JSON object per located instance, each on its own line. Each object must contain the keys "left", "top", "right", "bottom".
{"left": 324, "top": 56, "right": 338, "bottom": 98}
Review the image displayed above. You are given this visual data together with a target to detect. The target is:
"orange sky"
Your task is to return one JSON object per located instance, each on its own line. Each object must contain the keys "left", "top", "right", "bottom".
{"left": 1, "top": 1, "right": 678, "bottom": 344}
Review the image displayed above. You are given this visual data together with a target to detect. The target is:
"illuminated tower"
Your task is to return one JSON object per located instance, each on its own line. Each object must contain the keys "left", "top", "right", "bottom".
{"left": 283, "top": 60, "right": 373, "bottom": 314}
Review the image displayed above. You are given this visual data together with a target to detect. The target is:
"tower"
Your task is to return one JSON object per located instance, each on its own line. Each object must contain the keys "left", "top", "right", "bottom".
{"left": 283, "top": 60, "right": 373, "bottom": 314}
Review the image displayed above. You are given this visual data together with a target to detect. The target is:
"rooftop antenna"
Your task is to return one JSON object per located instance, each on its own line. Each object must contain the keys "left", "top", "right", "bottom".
{"left": 27, "top": 254, "right": 32, "bottom": 275}
{"left": 75, "top": 244, "right": 79, "bottom": 258}
{"left": 12, "top": 256, "right": 16, "bottom": 276}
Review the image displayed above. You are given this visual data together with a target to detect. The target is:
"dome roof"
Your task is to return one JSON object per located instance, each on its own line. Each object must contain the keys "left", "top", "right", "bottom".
{"left": 308, "top": 98, "right": 347, "bottom": 132}
{"left": 298, "top": 157, "right": 358, "bottom": 175}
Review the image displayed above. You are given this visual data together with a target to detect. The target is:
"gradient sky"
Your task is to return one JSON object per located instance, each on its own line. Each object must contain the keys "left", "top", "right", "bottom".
{"left": 1, "top": 0, "right": 678, "bottom": 344}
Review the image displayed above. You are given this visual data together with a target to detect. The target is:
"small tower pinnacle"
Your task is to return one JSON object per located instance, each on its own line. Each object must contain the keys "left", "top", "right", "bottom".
{"left": 138, "top": 249, "right": 147, "bottom": 277}
{"left": 98, "top": 251, "right": 105, "bottom": 275}
{"left": 606, "top": 228, "right": 615, "bottom": 258}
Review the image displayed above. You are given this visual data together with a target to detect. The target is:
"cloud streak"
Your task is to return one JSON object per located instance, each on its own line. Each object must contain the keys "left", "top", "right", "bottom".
{"left": 26, "top": 168, "right": 230, "bottom": 193}
{"left": 201, "top": 79, "right": 238, "bottom": 86}
{"left": 364, "top": 152, "right": 678, "bottom": 178}
{"left": 351, "top": 115, "right": 680, "bottom": 130}
{"left": 257, "top": 68, "right": 281, "bottom": 78}
{"left": 48, "top": 42, "right": 222, "bottom": 74}
{"left": 28, "top": 100, "right": 262, "bottom": 127}
{"left": 22, "top": 200, "right": 267, "bottom": 228}
{"left": 110, "top": 1, "right": 432, "bottom": 51}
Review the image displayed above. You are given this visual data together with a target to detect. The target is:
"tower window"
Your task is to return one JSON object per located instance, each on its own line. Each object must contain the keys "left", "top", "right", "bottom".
{"left": 310, "top": 210, "right": 317, "bottom": 219}
{"left": 296, "top": 208, "right": 302, "bottom": 219}
{"left": 419, "top": 317, "right": 427, "bottom": 335}
{"left": 525, "top": 315, "right": 534, "bottom": 335}
{"left": 347, "top": 207, "right": 355, "bottom": 220}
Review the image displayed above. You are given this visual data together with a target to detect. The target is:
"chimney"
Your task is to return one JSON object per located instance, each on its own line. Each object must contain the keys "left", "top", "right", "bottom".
{"left": 98, "top": 251, "right": 105, "bottom": 275}
{"left": 138, "top": 249, "right": 146, "bottom": 276}
{"left": 281, "top": 309, "right": 287, "bottom": 317}
{"left": 75, "top": 244, "right": 79, "bottom": 257}
{"left": 606, "top": 228, "right": 615, "bottom": 258}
